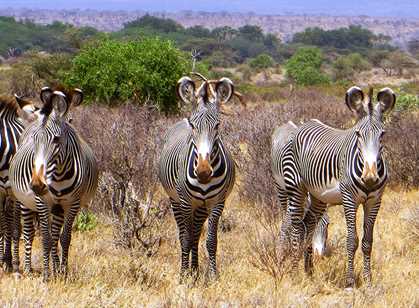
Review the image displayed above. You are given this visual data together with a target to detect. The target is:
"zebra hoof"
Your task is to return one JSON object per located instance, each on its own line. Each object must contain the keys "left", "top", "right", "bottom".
{"left": 12, "top": 272, "right": 22, "bottom": 280}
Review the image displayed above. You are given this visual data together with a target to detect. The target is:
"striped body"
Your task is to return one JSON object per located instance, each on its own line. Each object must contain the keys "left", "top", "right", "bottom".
{"left": 271, "top": 121, "right": 330, "bottom": 259}
{"left": 9, "top": 89, "right": 98, "bottom": 280}
{"left": 280, "top": 87, "right": 395, "bottom": 287}
{"left": 0, "top": 96, "right": 34, "bottom": 272}
{"left": 159, "top": 76, "right": 236, "bottom": 278}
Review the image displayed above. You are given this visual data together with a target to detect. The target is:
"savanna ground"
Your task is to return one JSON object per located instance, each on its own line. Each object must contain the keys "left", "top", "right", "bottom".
{"left": 0, "top": 85, "right": 418, "bottom": 307}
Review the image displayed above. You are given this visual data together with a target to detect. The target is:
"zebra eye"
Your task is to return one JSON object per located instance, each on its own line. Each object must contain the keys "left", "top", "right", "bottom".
{"left": 52, "top": 135, "right": 61, "bottom": 144}
{"left": 381, "top": 130, "right": 386, "bottom": 138}
{"left": 355, "top": 129, "right": 361, "bottom": 137}
{"left": 215, "top": 123, "right": 220, "bottom": 130}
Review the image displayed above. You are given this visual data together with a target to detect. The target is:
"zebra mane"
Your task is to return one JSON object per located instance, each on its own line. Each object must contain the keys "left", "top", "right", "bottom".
{"left": 367, "top": 87, "right": 374, "bottom": 117}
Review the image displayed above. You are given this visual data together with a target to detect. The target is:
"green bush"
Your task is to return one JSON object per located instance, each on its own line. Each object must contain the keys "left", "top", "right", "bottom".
{"left": 74, "top": 210, "right": 97, "bottom": 232}
{"left": 66, "top": 38, "right": 188, "bottom": 112}
{"left": 249, "top": 53, "right": 275, "bottom": 70}
{"left": 397, "top": 93, "right": 419, "bottom": 111}
{"left": 285, "top": 47, "right": 330, "bottom": 86}
{"left": 332, "top": 53, "right": 371, "bottom": 81}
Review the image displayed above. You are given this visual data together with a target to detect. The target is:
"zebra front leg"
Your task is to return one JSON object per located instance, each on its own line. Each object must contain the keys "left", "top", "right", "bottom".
{"left": 59, "top": 204, "right": 80, "bottom": 276}
{"left": 342, "top": 190, "right": 359, "bottom": 288}
{"left": 51, "top": 205, "right": 64, "bottom": 275}
{"left": 12, "top": 200, "right": 21, "bottom": 273}
{"left": 21, "top": 207, "right": 35, "bottom": 275}
{"left": 191, "top": 206, "right": 208, "bottom": 276}
{"left": 35, "top": 196, "right": 52, "bottom": 282}
{"left": 0, "top": 195, "right": 5, "bottom": 268}
{"left": 362, "top": 194, "right": 382, "bottom": 286}
{"left": 172, "top": 202, "right": 192, "bottom": 280}
{"left": 206, "top": 203, "right": 224, "bottom": 279}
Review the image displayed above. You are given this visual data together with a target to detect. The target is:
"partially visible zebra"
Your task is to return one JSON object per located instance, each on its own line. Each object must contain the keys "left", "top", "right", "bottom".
{"left": 158, "top": 76, "right": 236, "bottom": 279}
{"left": 10, "top": 87, "right": 98, "bottom": 281}
{"left": 271, "top": 121, "right": 330, "bottom": 259}
{"left": 0, "top": 95, "right": 37, "bottom": 272}
{"left": 279, "top": 87, "right": 395, "bottom": 287}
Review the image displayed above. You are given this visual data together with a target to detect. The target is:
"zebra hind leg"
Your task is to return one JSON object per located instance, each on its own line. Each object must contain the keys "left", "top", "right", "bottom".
{"left": 276, "top": 186, "right": 291, "bottom": 260}
{"left": 302, "top": 196, "right": 327, "bottom": 276}
{"left": 190, "top": 206, "right": 208, "bottom": 279}
{"left": 21, "top": 207, "right": 35, "bottom": 275}
{"left": 51, "top": 204, "right": 64, "bottom": 276}
{"left": 206, "top": 203, "right": 224, "bottom": 279}
{"left": 12, "top": 199, "right": 21, "bottom": 274}
{"left": 3, "top": 197, "right": 13, "bottom": 272}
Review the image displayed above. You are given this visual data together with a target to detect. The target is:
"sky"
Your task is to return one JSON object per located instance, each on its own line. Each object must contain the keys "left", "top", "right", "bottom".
{"left": 1, "top": 0, "right": 418, "bottom": 17}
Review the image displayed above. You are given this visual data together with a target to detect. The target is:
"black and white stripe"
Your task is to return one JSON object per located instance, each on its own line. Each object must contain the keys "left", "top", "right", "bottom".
{"left": 276, "top": 87, "right": 395, "bottom": 287}
{"left": 158, "top": 77, "right": 236, "bottom": 278}
{"left": 9, "top": 88, "right": 98, "bottom": 281}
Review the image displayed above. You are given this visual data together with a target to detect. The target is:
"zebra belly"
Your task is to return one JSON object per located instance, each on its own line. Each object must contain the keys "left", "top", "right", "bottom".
{"left": 309, "top": 181, "right": 342, "bottom": 205}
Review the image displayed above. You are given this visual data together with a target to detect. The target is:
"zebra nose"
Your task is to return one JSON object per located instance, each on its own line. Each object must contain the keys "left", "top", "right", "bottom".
{"left": 196, "top": 154, "right": 213, "bottom": 184}
{"left": 31, "top": 165, "right": 48, "bottom": 195}
{"left": 362, "top": 161, "right": 379, "bottom": 186}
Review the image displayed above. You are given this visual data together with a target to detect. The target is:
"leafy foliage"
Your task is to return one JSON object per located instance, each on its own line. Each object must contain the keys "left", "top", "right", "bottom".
{"left": 332, "top": 53, "right": 371, "bottom": 81}
{"left": 249, "top": 53, "right": 275, "bottom": 70}
{"left": 66, "top": 38, "right": 188, "bottom": 112}
{"left": 292, "top": 26, "right": 379, "bottom": 51}
{"left": 74, "top": 210, "right": 98, "bottom": 232}
{"left": 285, "top": 47, "right": 329, "bottom": 85}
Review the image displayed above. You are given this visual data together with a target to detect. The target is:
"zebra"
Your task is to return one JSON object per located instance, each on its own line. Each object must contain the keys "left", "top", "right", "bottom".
{"left": 9, "top": 87, "right": 98, "bottom": 281}
{"left": 279, "top": 86, "right": 396, "bottom": 287}
{"left": 0, "top": 94, "right": 37, "bottom": 272}
{"left": 271, "top": 121, "right": 330, "bottom": 259}
{"left": 158, "top": 76, "right": 236, "bottom": 279}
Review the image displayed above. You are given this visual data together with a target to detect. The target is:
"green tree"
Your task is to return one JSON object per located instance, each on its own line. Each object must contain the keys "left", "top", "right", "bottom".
{"left": 249, "top": 53, "right": 275, "bottom": 69}
{"left": 285, "top": 47, "right": 329, "bottom": 85}
{"left": 67, "top": 38, "right": 188, "bottom": 112}
{"left": 332, "top": 53, "right": 371, "bottom": 81}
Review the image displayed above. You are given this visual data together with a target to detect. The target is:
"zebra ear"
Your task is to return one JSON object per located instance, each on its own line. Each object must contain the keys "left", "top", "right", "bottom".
{"left": 176, "top": 77, "right": 195, "bottom": 106}
{"left": 215, "top": 77, "right": 234, "bottom": 105}
{"left": 376, "top": 88, "right": 396, "bottom": 114}
{"left": 51, "top": 91, "right": 70, "bottom": 117}
{"left": 345, "top": 86, "right": 365, "bottom": 118}
{"left": 71, "top": 88, "right": 83, "bottom": 107}
{"left": 40, "top": 87, "right": 53, "bottom": 105}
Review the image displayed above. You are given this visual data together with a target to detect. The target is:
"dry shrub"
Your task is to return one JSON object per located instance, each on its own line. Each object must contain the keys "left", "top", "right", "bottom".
{"left": 71, "top": 104, "right": 176, "bottom": 253}
{"left": 385, "top": 111, "right": 419, "bottom": 188}
{"left": 406, "top": 207, "right": 419, "bottom": 242}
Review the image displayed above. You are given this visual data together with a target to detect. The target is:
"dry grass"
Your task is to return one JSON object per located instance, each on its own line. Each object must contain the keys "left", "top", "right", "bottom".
{"left": 0, "top": 190, "right": 417, "bottom": 307}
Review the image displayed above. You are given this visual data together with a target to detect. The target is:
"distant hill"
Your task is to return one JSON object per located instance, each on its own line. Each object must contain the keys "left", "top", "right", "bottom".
{"left": 1, "top": 9, "right": 418, "bottom": 48}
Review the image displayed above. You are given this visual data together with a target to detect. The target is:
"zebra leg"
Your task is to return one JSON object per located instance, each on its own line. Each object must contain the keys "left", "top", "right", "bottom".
{"left": 0, "top": 194, "right": 5, "bottom": 268}
{"left": 35, "top": 196, "right": 52, "bottom": 282}
{"left": 51, "top": 204, "right": 64, "bottom": 275}
{"left": 277, "top": 186, "right": 291, "bottom": 257}
{"left": 21, "top": 207, "right": 35, "bottom": 274}
{"left": 190, "top": 206, "right": 208, "bottom": 274}
{"left": 362, "top": 194, "right": 382, "bottom": 286}
{"left": 172, "top": 201, "right": 192, "bottom": 279}
{"left": 12, "top": 199, "right": 21, "bottom": 273}
{"left": 287, "top": 189, "right": 307, "bottom": 272}
{"left": 59, "top": 203, "right": 80, "bottom": 276}
{"left": 342, "top": 191, "right": 359, "bottom": 288}
{"left": 302, "top": 197, "right": 326, "bottom": 275}
{"left": 206, "top": 203, "right": 224, "bottom": 279}
{"left": 3, "top": 196, "right": 13, "bottom": 272}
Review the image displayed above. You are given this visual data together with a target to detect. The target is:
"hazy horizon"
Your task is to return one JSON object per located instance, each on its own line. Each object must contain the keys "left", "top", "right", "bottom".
{"left": 1, "top": 0, "right": 418, "bottom": 18}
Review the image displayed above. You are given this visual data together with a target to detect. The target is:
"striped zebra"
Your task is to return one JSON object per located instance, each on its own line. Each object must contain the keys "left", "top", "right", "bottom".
{"left": 271, "top": 121, "right": 330, "bottom": 259}
{"left": 9, "top": 87, "right": 98, "bottom": 281}
{"left": 280, "top": 87, "right": 395, "bottom": 287}
{"left": 0, "top": 95, "right": 37, "bottom": 272}
{"left": 158, "top": 76, "right": 236, "bottom": 279}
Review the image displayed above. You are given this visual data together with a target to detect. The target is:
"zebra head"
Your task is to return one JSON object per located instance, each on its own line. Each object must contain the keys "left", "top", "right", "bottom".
{"left": 30, "top": 87, "right": 83, "bottom": 195}
{"left": 346, "top": 86, "right": 396, "bottom": 187}
{"left": 13, "top": 94, "right": 40, "bottom": 123}
{"left": 177, "top": 76, "right": 234, "bottom": 184}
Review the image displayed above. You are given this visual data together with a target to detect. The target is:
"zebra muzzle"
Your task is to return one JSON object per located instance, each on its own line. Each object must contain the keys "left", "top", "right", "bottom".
{"left": 30, "top": 165, "right": 48, "bottom": 195}
{"left": 196, "top": 154, "right": 213, "bottom": 184}
{"left": 361, "top": 161, "right": 379, "bottom": 187}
